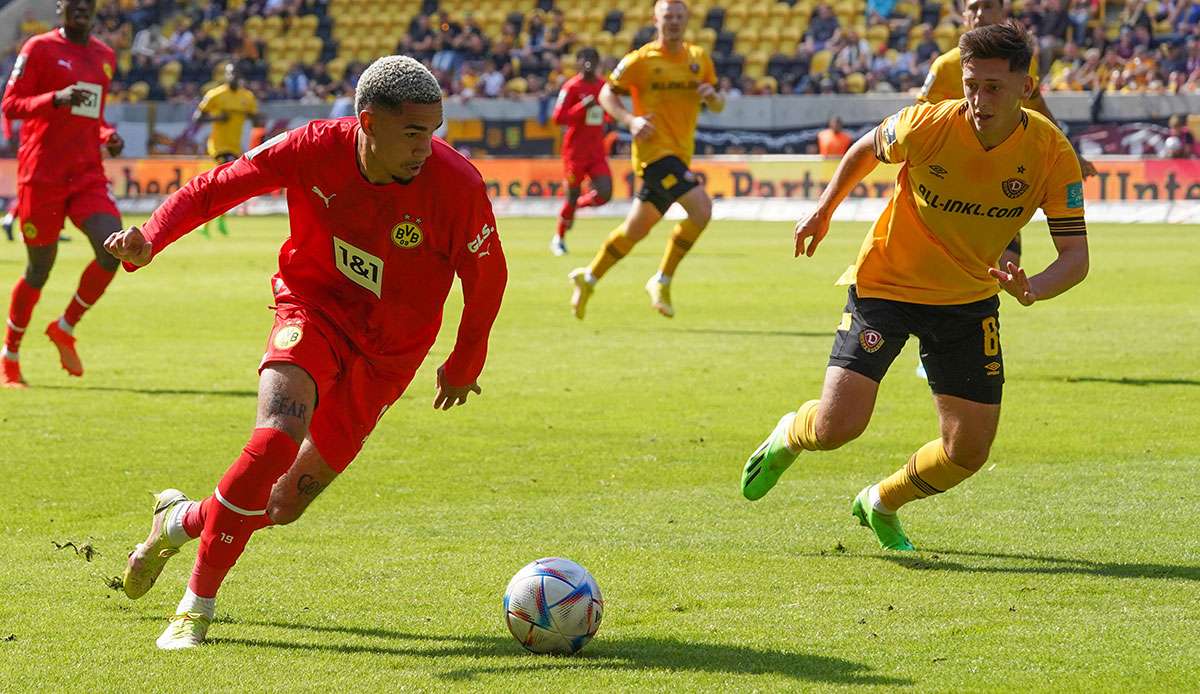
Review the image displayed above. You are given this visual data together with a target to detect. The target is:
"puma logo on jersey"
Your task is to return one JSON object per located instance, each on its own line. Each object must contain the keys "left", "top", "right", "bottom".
{"left": 57, "top": 58, "right": 73, "bottom": 70}
{"left": 467, "top": 223, "right": 494, "bottom": 254}
{"left": 312, "top": 186, "right": 336, "bottom": 208}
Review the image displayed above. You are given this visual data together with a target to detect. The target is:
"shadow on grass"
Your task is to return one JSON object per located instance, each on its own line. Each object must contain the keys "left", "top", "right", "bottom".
{"left": 874, "top": 548, "right": 1200, "bottom": 582}
{"left": 35, "top": 383, "right": 257, "bottom": 398}
{"left": 207, "top": 618, "right": 911, "bottom": 686}
{"left": 1040, "top": 375, "right": 1200, "bottom": 387}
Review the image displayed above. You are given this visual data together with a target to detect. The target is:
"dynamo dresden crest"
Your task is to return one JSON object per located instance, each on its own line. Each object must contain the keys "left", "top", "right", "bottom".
{"left": 1001, "top": 178, "right": 1030, "bottom": 199}
{"left": 859, "top": 329, "right": 884, "bottom": 353}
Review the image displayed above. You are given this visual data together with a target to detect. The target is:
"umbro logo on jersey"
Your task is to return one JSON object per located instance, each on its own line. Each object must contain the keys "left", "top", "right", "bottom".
{"left": 311, "top": 186, "right": 336, "bottom": 207}
{"left": 57, "top": 58, "right": 72, "bottom": 70}
{"left": 928, "top": 164, "right": 948, "bottom": 179}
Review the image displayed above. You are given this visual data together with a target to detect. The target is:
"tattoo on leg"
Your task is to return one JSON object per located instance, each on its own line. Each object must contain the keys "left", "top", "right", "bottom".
{"left": 267, "top": 393, "right": 309, "bottom": 421}
{"left": 296, "top": 473, "right": 323, "bottom": 498}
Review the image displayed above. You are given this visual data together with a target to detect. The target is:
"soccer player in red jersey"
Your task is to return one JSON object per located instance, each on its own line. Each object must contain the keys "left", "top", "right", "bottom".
{"left": 1, "top": 0, "right": 125, "bottom": 387}
{"left": 107, "top": 56, "right": 508, "bottom": 650}
{"left": 550, "top": 48, "right": 612, "bottom": 256}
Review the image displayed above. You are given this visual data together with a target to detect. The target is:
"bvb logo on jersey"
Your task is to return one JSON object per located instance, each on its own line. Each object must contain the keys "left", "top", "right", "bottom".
{"left": 859, "top": 329, "right": 885, "bottom": 353}
{"left": 273, "top": 325, "right": 303, "bottom": 350}
{"left": 1001, "top": 178, "right": 1030, "bottom": 199}
{"left": 392, "top": 218, "right": 423, "bottom": 249}
{"left": 21, "top": 222, "right": 37, "bottom": 239}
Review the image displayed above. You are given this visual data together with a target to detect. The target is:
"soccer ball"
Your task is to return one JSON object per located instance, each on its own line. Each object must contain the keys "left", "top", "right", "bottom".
{"left": 504, "top": 557, "right": 603, "bottom": 655}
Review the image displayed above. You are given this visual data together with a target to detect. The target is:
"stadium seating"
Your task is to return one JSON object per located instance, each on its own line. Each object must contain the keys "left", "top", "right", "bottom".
{"left": 1, "top": 0, "right": 1194, "bottom": 102}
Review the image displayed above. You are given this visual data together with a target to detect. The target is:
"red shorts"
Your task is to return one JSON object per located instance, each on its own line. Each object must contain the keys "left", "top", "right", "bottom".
{"left": 16, "top": 173, "right": 119, "bottom": 246}
{"left": 259, "top": 304, "right": 414, "bottom": 473}
{"left": 564, "top": 155, "right": 611, "bottom": 188}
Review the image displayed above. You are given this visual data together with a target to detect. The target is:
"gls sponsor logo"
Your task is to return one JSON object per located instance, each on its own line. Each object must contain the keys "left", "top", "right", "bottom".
{"left": 467, "top": 223, "right": 495, "bottom": 255}
{"left": 333, "top": 237, "right": 384, "bottom": 297}
{"left": 916, "top": 183, "right": 1024, "bottom": 219}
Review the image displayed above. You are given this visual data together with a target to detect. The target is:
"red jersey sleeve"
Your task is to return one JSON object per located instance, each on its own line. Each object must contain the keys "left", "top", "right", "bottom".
{"left": 133, "top": 129, "right": 301, "bottom": 269}
{"left": 441, "top": 180, "right": 507, "bottom": 386}
{"left": 1, "top": 40, "right": 58, "bottom": 120}
{"left": 553, "top": 81, "right": 590, "bottom": 126}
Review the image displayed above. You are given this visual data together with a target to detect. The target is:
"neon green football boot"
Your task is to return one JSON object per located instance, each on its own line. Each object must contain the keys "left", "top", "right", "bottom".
{"left": 741, "top": 413, "right": 799, "bottom": 500}
{"left": 156, "top": 612, "right": 211, "bottom": 650}
{"left": 851, "top": 486, "right": 915, "bottom": 551}
{"left": 123, "top": 489, "right": 190, "bottom": 599}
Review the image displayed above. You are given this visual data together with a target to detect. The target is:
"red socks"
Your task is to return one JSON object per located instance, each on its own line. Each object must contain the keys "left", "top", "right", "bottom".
{"left": 557, "top": 199, "right": 577, "bottom": 238}
{"left": 63, "top": 261, "right": 116, "bottom": 327}
{"left": 4, "top": 278, "right": 41, "bottom": 354}
{"left": 188, "top": 427, "right": 299, "bottom": 598}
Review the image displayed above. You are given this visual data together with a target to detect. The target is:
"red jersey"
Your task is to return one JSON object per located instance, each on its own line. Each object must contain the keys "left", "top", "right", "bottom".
{"left": 1, "top": 29, "right": 116, "bottom": 186}
{"left": 137, "top": 118, "right": 507, "bottom": 386}
{"left": 553, "top": 74, "right": 607, "bottom": 163}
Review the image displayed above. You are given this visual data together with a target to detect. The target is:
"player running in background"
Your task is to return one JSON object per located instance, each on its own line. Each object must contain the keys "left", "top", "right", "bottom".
{"left": 192, "top": 63, "right": 263, "bottom": 237}
{"left": 108, "top": 56, "right": 507, "bottom": 649}
{"left": 741, "top": 23, "right": 1089, "bottom": 551}
{"left": 568, "top": 0, "right": 724, "bottom": 319}
{"left": 550, "top": 47, "right": 612, "bottom": 256}
{"left": 1, "top": 0, "right": 125, "bottom": 388}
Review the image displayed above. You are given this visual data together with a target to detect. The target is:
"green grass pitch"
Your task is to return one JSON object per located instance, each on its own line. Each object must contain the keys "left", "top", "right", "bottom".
{"left": 1, "top": 215, "right": 1197, "bottom": 691}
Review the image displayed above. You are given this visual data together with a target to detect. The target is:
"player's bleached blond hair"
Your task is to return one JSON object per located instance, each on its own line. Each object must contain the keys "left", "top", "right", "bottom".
{"left": 354, "top": 55, "right": 442, "bottom": 114}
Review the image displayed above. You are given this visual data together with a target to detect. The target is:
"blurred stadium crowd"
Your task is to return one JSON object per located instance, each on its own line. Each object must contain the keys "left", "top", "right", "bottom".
{"left": 2, "top": 0, "right": 1199, "bottom": 104}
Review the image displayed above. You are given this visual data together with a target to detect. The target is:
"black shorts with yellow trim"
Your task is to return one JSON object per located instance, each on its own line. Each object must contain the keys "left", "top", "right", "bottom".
{"left": 828, "top": 285, "right": 1005, "bottom": 405}
{"left": 636, "top": 155, "right": 700, "bottom": 214}
{"left": 214, "top": 152, "right": 240, "bottom": 164}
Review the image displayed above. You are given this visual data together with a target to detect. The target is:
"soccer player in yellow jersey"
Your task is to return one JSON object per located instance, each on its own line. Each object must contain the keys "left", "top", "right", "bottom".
{"left": 192, "top": 64, "right": 262, "bottom": 236}
{"left": 920, "top": 0, "right": 1095, "bottom": 272}
{"left": 741, "top": 22, "right": 1090, "bottom": 551}
{"left": 568, "top": 0, "right": 723, "bottom": 319}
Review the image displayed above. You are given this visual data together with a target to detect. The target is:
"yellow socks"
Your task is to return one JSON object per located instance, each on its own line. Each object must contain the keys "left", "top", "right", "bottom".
{"left": 658, "top": 219, "right": 703, "bottom": 278}
{"left": 588, "top": 225, "right": 636, "bottom": 280}
{"left": 785, "top": 400, "right": 827, "bottom": 452}
{"left": 876, "top": 439, "right": 975, "bottom": 512}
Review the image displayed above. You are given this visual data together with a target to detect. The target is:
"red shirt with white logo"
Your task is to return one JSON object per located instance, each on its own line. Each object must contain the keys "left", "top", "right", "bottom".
{"left": 136, "top": 118, "right": 507, "bottom": 386}
{"left": 1, "top": 29, "right": 116, "bottom": 185}
{"left": 553, "top": 74, "right": 607, "bottom": 164}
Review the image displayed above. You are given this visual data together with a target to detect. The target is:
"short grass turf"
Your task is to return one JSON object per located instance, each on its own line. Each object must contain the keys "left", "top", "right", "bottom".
{"left": 1, "top": 215, "right": 1197, "bottom": 692}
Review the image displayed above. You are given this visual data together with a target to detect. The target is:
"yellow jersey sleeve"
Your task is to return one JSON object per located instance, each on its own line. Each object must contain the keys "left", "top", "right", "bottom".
{"left": 1041, "top": 132, "right": 1086, "bottom": 235}
{"left": 608, "top": 50, "right": 644, "bottom": 94}
{"left": 872, "top": 104, "right": 936, "bottom": 165}
{"left": 198, "top": 86, "right": 223, "bottom": 115}
{"left": 918, "top": 51, "right": 961, "bottom": 104}
{"left": 244, "top": 90, "right": 259, "bottom": 116}
{"left": 700, "top": 49, "right": 717, "bottom": 86}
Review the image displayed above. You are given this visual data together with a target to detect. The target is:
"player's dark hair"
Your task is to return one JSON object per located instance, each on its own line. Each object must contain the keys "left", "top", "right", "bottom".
{"left": 578, "top": 47, "right": 600, "bottom": 63}
{"left": 355, "top": 55, "right": 442, "bottom": 114}
{"left": 958, "top": 20, "right": 1034, "bottom": 73}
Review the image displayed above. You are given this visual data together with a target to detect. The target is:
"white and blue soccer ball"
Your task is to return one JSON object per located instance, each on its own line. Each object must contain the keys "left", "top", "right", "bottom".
{"left": 504, "top": 557, "right": 603, "bottom": 655}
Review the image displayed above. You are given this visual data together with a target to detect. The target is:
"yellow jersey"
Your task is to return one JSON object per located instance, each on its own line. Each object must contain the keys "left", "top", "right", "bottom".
{"left": 198, "top": 84, "right": 258, "bottom": 158}
{"left": 848, "top": 99, "right": 1085, "bottom": 305}
{"left": 607, "top": 40, "right": 717, "bottom": 174}
{"left": 918, "top": 47, "right": 1041, "bottom": 107}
